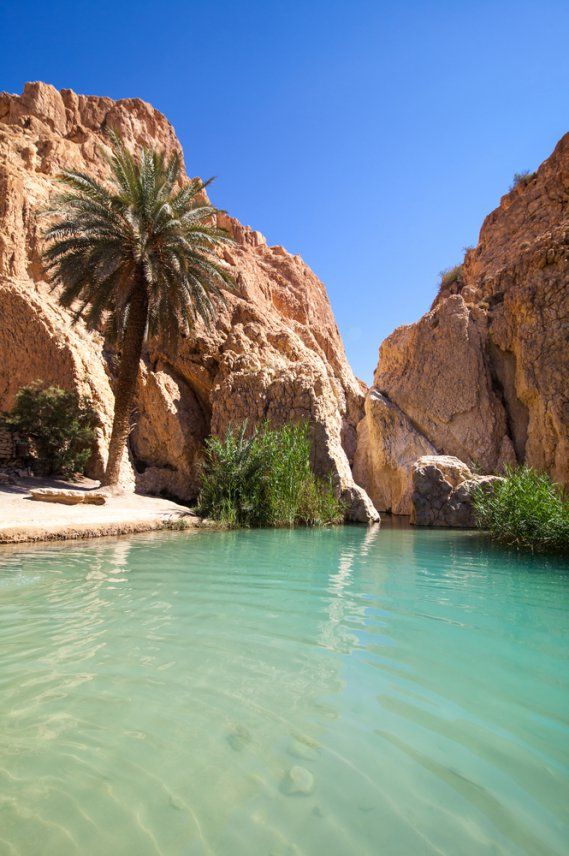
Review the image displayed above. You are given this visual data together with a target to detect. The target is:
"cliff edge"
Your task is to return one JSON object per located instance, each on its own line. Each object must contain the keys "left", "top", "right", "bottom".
{"left": 355, "top": 135, "right": 569, "bottom": 513}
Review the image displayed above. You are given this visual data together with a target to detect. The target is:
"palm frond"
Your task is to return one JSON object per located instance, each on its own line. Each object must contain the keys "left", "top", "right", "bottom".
{"left": 42, "top": 134, "right": 235, "bottom": 343}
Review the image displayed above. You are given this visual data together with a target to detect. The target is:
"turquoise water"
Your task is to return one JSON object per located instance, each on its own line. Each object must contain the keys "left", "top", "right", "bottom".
{"left": 0, "top": 526, "right": 567, "bottom": 855}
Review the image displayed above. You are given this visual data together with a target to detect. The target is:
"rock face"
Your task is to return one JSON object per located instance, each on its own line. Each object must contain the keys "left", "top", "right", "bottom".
{"left": 353, "top": 390, "right": 436, "bottom": 514}
{"left": 411, "top": 456, "right": 502, "bottom": 528}
{"left": 356, "top": 134, "right": 569, "bottom": 511}
{"left": 0, "top": 82, "right": 378, "bottom": 522}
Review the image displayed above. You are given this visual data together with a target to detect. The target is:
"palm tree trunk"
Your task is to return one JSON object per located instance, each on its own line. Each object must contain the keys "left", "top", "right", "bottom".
{"left": 102, "top": 288, "right": 148, "bottom": 486}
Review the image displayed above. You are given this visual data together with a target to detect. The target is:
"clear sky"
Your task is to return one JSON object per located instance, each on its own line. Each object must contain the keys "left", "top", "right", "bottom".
{"left": 2, "top": 0, "right": 568, "bottom": 381}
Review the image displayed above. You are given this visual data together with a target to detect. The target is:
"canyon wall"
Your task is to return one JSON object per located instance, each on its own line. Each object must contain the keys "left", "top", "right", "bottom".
{"left": 355, "top": 134, "right": 569, "bottom": 514}
{"left": 0, "top": 82, "right": 378, "bottom": 521}
{"left": 2, "top": 82, "right": 566, "bottom": 523}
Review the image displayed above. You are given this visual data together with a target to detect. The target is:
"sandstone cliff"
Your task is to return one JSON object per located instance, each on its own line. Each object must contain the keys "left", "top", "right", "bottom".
{"left": 355, "top": 134, "right": 569, "bottom": 513}
{"left": 0, "top": 82, "right": 378, "bottom": 521}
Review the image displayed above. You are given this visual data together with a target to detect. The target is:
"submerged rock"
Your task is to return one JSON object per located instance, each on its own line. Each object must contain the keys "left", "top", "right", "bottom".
{"left": 226, "top": 725, "right": 252, "bottom": 752}
{"left": 281, "top": 766, "right": 315, "bottom": 796}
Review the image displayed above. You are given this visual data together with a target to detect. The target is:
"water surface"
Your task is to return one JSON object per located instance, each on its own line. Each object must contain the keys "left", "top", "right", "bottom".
{"left": 0, "top": 526, "right": 567, "bottom": 855}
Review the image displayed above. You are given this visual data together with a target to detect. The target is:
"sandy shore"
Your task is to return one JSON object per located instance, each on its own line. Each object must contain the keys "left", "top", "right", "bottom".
{"left": 0, "top": 477, "right": 199, "bottom": 544}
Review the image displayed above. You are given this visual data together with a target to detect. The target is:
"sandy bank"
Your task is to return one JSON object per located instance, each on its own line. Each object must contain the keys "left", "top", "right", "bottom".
{"left": 0, "top": 477, "right": 199, "bottom": 544}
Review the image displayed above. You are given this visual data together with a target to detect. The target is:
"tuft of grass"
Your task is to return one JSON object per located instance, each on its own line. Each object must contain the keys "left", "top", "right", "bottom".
{"left": 197, "top": 422, "right": 344, "bottom": 528}
{"left": 510, "top": 170, "right": 536, "bottom": 191}
{"left": 438, "top": 263, "right": 464, "bottom": 291}
{"left": 473, "top": 466, "right": 569, "bottom": 553}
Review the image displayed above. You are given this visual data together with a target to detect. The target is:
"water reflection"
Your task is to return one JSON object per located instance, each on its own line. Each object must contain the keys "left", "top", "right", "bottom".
{"left": 318, "top": 525, "right": 382, "bottom": 654}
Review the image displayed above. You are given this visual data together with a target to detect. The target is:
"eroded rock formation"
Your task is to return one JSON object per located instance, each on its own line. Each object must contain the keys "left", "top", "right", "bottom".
{"left": 410, "top": 456, "right": 503, "bottom": 528}
{"left": 0, "top": 82, "right": 378, "bottom": 521}
{"left": 356, "top": 135, "right": 569, "bottom": 512}
{"left": 2, "top": 81, "right": 566, "bottom": 526}
{"left": 353, "top": 390, "right": 436, "bottom": 515}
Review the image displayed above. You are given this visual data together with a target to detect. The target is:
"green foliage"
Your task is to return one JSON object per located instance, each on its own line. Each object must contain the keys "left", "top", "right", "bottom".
{"left": 197, "top": 425, "right": 267, "bottom": 527}
{"left": 255, "top": 423, "right": 343, "bottom": 527}
{"left": 473, "top": 466, "right": 569, "bottom": 553}
{"left": 4, "top": 382, "right": 98, "bottom": 477}
{"left": 197, "top": 422, "right": 344, "bottom": 528}
{"left": 438, "top": 263, "right": 464, "bottom": 291}
{"left": 510, "top": 170, "right": 536, "bottom": 191}
{"left": 42, "top": 132, "right": 234, "bottom": 348}
{"left": 42, "top": 134, "right": 234, "bottom": 486}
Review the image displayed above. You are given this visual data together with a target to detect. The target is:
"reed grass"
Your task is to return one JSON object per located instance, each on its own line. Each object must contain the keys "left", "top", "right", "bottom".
{"left": 473, "top": 466, "right": 569, "bottom": 553}
{"left": 197, "top": 422, "right": 344, "bottom": 527}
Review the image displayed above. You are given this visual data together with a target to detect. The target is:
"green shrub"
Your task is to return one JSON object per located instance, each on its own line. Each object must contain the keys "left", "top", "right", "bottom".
{"left": 197, "top": 422, "right": 344, "bottom": 528}
{"left": 473, "top": 466, "right": 569, "bottom": 553}
{"left": 4, "top": 382, "right": 98, "bottom": 477}
{"left": 197, "top": 424, "right": 266, "bottom": 527}
{"left": 438, "top": 263, "right": 464, "bottom": 291}
{"left": 510, "top": 170, "right": 536, "bottom": 191}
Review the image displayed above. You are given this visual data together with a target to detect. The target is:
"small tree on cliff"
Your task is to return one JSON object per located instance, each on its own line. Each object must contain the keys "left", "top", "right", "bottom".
{"left": 42, "top": 134, "right": 232, "bottom": 486}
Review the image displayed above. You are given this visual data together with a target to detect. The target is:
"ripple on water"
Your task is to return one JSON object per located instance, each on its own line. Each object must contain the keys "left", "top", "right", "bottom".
{"left": 0, "top": 526, "right": 568, "bottom": 855}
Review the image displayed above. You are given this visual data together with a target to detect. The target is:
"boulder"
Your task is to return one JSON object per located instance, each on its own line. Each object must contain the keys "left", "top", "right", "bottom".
{"left": 372, "top": 296, "right": 515, "bottom": 474}
{"left": 414, "top": 455, "right": 474, "bottom": 488}
{"left": 410, "top": 456, "right": 502, "bottom": 527}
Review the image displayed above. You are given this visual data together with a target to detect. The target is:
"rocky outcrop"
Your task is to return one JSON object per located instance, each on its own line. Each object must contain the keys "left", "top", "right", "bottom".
{"left": 372, "top": 296, "right": 517, "bottom": 473}
{"left": 353, "top": 390, "right": 436, "bottom": 514}
{"left": 0, "top": 82, "right": 378, "bottom": 522}
{"left": 0, "top": 279, "right": 127, "bottom": 482}
{"left": 411, "top": 456, "right": 502, "bottom": 527}
{"left": 356, "top": 134, "right": 569, "bottom": 510}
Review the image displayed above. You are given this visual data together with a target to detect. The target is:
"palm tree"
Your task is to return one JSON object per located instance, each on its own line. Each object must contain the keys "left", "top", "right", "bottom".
{"left": 42, "top": 134, "right": 233, "bottom": 486}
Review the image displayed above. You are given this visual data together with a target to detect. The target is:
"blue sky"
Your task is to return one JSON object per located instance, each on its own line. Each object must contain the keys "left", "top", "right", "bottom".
{"left": 2, "top": 1, "right": 568, "bottom": 381}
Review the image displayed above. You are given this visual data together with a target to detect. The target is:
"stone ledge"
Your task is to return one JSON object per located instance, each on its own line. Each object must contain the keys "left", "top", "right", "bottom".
{"left": 30, "top": 488, "right": 107, "bottom": 505}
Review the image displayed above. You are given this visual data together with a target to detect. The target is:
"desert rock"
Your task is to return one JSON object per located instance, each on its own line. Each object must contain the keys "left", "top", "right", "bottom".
{"left": 0, "top": 82, "right": 378, "bottom": 522}
{"left": 353, "top": 390, "right": 436, "bottom": 514}
{"left": 410, "top": 456, "right": 503, "bottom": 527}
{"left": 356, "top": 134, "right": 569, "bottom": 507}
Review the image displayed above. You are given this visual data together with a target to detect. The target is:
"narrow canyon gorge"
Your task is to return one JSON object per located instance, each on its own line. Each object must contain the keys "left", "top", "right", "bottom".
{"left": 1, "top": 83, "right": 567, "bottom": 522}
